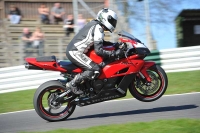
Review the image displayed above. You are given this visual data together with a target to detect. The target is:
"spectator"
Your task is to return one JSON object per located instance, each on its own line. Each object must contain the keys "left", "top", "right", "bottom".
{"left": 22, "top": 28, "right": 33, "bottom": 56}
{"left": 63, "top": 14, "right": 74, "bottom": 37}
{"left": 51, "top": 3, "right": 65, "bottom": 24}
{"left": 77, "top": 14, "right": 86, "bottom": 30}
{"left": 22, "top": 27, "right": 44, "bottom": 56}
{"left": 38, "top": 4, "right": 50, "bottom": 24}
{"left": 8, "top": 5, "right": 21, "bottom": 24}
{"left": 22, "top": 28, "right": 32, "bottom": 43}
{"left": 31, "top": 27, "right": 44, "bottom": 56}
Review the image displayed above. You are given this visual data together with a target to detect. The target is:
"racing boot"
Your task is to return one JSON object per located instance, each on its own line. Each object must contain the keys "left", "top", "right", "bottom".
{"left": 66, "top": 71, "right": 98, "bottom": 95}
{"left": 66, "top": 73, "right": 84, "bottom": 95}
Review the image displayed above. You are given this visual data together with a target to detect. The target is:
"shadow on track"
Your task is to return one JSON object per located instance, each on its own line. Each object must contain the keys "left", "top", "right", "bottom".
{"left": 67, "top": 104, "right": 198, "bottom": 121}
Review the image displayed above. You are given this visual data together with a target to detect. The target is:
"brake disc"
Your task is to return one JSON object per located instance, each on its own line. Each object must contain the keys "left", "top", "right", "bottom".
{"left": 136, "top": 71, "right": 159, "bottom": 95}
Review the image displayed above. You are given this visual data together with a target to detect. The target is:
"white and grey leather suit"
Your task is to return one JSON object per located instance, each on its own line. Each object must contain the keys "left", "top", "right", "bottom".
{"left": 66, "top": 20, "right": 115, "bottom": 87}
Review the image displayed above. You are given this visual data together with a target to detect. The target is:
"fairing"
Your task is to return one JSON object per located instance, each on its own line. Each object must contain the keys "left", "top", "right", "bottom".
{"left": 25, "top": 31, "right": 154, "bottom": 81}
{"left": 118, "top": 30, "right": 150, "bottom": 55}
{"left": 87, "top": 49, "right": 146, "bottom": 79}
{"left": 25, "top": 58, "right": 82, "bottom": 73}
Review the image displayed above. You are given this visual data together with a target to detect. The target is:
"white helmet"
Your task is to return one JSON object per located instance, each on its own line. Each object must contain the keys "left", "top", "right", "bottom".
{"left": 96, "top": 8, "right": 118, "bottom": 33}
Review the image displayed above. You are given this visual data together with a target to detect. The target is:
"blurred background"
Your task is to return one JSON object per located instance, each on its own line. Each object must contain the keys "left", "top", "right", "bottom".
{"left": 0, "top": 0, "right": 200, "bottom": 68}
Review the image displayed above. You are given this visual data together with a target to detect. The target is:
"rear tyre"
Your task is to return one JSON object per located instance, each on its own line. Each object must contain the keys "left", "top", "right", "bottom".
{"left": 33, "top": 80, "right": 76, "bottom": 121}
{"left": 129, "top": 65, "right": 168, "bottom": 102}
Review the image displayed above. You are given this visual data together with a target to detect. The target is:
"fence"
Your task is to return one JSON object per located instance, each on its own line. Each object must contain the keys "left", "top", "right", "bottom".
{"left": 145, "top": 45, "right": 200, "bottom": 72}
{"left": 1, "top": 0, "right": 105, "bottom": 20}
{"left": 0, "top": 45, "right": 200, "bottom": 94}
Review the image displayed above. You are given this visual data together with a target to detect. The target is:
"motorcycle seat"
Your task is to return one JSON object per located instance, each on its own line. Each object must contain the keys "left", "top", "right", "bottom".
{"left": 36, "top": 56, "right": 57, "bottom": 62}
{"left": 59, "top": 60, "right": 78, "bottom": 72}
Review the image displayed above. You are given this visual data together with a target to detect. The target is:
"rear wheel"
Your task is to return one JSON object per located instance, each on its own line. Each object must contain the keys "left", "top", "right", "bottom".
{"left": 129, "top": 65, "right": 168, "bottom": 102}
{"left": 33, "top": 80, "right": 76, "bottom": 121}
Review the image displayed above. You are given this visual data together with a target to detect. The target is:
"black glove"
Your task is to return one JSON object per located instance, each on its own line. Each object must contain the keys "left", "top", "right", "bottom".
{"left": 114, "top": 48, "right": 124, "bottom": 58}
{"left": 113, "top": 42, "right": 122, "bottom": 49}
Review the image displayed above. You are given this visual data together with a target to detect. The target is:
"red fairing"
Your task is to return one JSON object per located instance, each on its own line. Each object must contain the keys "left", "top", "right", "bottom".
{"left": 25, "top": 57, "right": 82, "bottom": 73}
{"left": 25, "top": 58, "right": 67, "bottom": 72}
{"left": 98, "top": 55, "right": 145, "bottom": 79}
{"left": 87, "top": 46, "right": 115, "bottom": 64}
{"left": 72, "top": 68, "right": 82, "bottom": 73}
{"left": 87, "top": 49, "right": 146, "bottom": 79}
{"left": 87, "top": 50, "right": 103, "bottom": 64}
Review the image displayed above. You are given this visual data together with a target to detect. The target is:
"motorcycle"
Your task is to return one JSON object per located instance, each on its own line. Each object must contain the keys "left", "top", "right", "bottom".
{"left": 25, "top": 30, "right": 168, "bottom": 122}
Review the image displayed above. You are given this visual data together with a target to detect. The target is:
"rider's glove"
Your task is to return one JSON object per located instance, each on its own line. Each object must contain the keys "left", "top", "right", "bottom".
{"left": 114, "top": 48, "right": 124, "bottom": 58}
{"left": 113, "top": 42, "right": 122, "bottom": 49}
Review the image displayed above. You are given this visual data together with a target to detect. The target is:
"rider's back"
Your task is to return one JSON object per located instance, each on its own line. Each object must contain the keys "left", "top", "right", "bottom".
{"left": 66, "top": 20, "right": 100, "bottom": 53}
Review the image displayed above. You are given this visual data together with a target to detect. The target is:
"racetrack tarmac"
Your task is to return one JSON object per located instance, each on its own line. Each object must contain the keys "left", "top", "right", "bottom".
{"left": 0, "top": 93, "right": 200, "bottom": 133}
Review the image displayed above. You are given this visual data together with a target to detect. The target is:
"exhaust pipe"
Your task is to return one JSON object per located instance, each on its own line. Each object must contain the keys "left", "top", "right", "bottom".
{"left": 25, "top": 63, "right": 43, "bottom": 70}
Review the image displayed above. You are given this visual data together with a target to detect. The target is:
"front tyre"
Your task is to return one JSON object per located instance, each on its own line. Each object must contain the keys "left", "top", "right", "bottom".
{"left": 129, "top": 65, "right": 168, "bottom": 102}
{"left": 33, "top": 80, "right": 76, "bottom": 122}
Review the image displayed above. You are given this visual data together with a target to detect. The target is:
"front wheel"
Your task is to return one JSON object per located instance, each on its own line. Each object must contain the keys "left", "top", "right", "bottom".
{"left": 129, "top": 65, "right": 168, "bottom": 102}
{"left": 33, "top": 80, "right": 76, "bottom": 121}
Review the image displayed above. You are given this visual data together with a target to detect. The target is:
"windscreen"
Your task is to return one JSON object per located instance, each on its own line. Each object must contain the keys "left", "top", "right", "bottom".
{"left": 118, "top": 30, "right": 141, "bottom": 43}
{"left": 118, "top": 30, "right": 136, "bottom": 40}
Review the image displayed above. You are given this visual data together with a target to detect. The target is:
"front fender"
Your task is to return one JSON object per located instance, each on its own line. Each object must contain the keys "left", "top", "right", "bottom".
{"left": 143, "top": 61, "right": 155, "bottom": 68}
{"left": 140, "top": 61, "right": 156, "bottom": 82}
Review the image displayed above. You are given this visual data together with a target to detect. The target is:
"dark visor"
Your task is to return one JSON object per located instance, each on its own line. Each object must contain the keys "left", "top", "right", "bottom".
{"left": 107, "top": 15, "right": 117, "bottom": 28}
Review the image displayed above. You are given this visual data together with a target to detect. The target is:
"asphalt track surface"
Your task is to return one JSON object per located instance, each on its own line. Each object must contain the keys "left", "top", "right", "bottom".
{"left": 0, "top": 93, "right": 200, "bottom": 133}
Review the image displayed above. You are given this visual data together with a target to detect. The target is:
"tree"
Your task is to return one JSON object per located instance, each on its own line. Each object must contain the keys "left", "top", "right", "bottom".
{"left": 116, "top": 0, "right": 185, "bottom": 26}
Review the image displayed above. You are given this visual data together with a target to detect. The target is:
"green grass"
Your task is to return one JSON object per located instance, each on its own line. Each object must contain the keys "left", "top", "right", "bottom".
{"left": 21, "top": 119, "right": 200, "bottom": 133}
{"left": 0, "top": 70, "right": 200, "bottom": 113}
{"left": 165, "top": 71, "right": 200, "bottom": 94}
{"left": 0, "top": 89, "right": 35, "bottom": 113}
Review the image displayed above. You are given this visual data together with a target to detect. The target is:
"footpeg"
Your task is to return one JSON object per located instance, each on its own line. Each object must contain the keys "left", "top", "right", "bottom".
{"left": 92, "top": 71, "right": 100, "bottom": 79}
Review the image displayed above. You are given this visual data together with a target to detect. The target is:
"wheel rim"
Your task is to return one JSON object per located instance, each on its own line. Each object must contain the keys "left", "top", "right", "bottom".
{"left": 133, "top": 68, "right": 164, "bottom": 98}
{"left": 38, "top": 87, "right": 74, "bottom": 119}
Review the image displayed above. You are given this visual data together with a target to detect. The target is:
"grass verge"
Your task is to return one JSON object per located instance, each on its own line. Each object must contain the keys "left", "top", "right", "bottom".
{"left": 0, "top": 89, "right": 35, "bottom": 113}
{"left": 0, "top": 70, "right": 200, "bottom": 113}
{"left": 21, "top": 119, "right": 200, "bottom": 133}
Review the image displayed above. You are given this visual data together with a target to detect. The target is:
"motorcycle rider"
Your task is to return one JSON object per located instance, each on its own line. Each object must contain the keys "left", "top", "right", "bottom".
{"left": 66, "top": 8, "right": 124, "bottom": 95}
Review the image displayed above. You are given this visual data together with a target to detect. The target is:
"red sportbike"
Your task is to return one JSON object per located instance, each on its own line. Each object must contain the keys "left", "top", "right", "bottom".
{"left": 25, "top": 31, "right": 168, "bottom": 121}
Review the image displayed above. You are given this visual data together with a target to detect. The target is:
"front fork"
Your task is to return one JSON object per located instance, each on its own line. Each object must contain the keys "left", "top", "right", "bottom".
{"left": 138, "top": 61, "right": 155, "bottom": 83}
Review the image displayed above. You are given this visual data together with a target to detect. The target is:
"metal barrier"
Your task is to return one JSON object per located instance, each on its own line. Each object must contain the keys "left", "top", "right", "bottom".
{"left": 145, "top": 45, "right": 200, "bottom": 72}
{"left": 0, "top": 65, "right": 62, "bottom": 93}
{"left": 0, "top": 45, "right": 200, "bottom": 94}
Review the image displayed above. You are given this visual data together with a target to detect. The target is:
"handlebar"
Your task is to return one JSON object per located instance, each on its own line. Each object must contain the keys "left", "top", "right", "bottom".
{"left": 119, "top": 42, "right": 128, "bottom": 51}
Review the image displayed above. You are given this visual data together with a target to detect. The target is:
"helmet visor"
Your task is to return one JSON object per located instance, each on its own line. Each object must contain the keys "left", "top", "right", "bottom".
{"left": 108, "top": 15, "right": 117, "bottom": 28}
